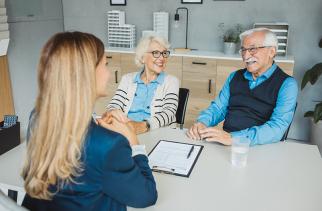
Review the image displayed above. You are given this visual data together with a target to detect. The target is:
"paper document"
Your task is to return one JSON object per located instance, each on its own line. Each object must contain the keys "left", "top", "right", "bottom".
{"left": 148, "top": 140, "right": 203, "bottom": 177}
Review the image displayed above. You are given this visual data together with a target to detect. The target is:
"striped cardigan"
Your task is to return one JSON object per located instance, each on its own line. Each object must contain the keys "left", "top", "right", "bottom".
{"left": 107, "top": 72, "right": 179, "bottom": 130}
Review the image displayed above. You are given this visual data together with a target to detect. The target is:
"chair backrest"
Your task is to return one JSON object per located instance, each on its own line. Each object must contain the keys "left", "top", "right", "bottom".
{"left": 176, "top": 88, "right": 190, "bottom": 129}
{"left": 281, "top": 102, "right": 298, "bottom": 141}
{"left": 0, "top": 190, "right": 28, "bottom": 211}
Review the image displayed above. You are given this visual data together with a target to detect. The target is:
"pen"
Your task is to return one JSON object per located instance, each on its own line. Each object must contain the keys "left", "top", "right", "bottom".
{"left": 187, "top": 145, "right": 194, "bottom": 159}
{"left": 152, "top": 169, "right": 176, "bottom": 175}
{"left": 152, "top": 166, "right": 175, "bottom": 172}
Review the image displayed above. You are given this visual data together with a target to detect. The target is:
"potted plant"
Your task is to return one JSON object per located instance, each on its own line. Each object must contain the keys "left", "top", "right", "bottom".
{"left": 301, "top": 38, "right": 322, "bottom": 151}
{"left": 222, "top": 24, "right": 243, "bottom": 55}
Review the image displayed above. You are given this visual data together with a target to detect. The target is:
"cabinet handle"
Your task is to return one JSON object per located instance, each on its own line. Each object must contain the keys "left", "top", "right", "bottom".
{"left": 208, "top": 79, "right": 212, "bottom": 94}
{"left": 192, "top": 61, "right": 207, "bottom": 65}
{"left": 115, "top": 70, "right": 118, "bottom": 84}
{"left": 106, "top": 56, "right": 112, "bottom": 59}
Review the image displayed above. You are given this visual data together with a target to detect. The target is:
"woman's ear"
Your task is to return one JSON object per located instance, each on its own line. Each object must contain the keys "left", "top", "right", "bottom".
{"left": 141, "top": 53, "right": 148, "bottom": 64}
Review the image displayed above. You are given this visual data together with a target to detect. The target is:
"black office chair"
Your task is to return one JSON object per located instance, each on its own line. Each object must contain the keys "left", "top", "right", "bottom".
{"left": 281, "top": 102, "right": 298, "bottom": 141}
{"left": 176, "top": 88, "right": 190, "bottom": 129}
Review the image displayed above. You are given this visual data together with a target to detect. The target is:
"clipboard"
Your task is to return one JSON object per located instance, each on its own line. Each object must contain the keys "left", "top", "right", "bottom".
{"left": 148, "top": 140, "right": 203, "bottom": 177}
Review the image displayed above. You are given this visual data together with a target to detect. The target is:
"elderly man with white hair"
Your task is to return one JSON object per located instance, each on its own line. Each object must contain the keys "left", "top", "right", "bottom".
{"left": 187, "top": 28, "right": 298, "bottom": 146}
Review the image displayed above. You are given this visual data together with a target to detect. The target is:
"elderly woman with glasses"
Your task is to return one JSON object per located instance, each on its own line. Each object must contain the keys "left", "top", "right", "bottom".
{"left": 105, "top": 35, "right": 179, "bottom": 134}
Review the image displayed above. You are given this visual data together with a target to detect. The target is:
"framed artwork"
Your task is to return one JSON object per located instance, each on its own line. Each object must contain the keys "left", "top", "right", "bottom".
{"left": 181, "top": 0, "right": 203, "bottom": 4}
{"left": 110, "top": 0, "right": 126, "bottom": 6}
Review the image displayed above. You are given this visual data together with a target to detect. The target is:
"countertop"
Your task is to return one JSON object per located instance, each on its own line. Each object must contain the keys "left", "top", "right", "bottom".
{"left": 105, "top": 47, "right": 294, "bottom": 63}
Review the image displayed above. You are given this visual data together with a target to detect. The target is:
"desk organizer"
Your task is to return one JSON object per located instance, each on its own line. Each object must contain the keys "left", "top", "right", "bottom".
{"left": 0, "top": 121, "right": 20, "bottom": 155}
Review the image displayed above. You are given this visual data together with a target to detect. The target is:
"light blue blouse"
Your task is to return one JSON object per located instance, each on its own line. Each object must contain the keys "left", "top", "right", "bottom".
{"left": 127, "top": 71, "right": 165, "bottom": 122}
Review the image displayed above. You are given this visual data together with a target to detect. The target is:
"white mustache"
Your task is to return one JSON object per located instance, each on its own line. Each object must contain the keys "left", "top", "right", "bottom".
{"left": 243, "top": 57, "right": 257, "bottom": 63}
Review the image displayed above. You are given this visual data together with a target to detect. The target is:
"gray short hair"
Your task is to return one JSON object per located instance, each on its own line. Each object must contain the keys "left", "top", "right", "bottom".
{"left": 135, "top": 35, "right": 170, "bottom": 67}
{"left": 239, "top": 28, "right": 278, "bottom": 51}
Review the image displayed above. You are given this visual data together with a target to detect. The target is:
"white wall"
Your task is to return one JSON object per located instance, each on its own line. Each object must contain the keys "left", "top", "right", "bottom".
{"left": 6, "top": 0, "right": 322, "bottom": 142}
{"left": 62, "top": 0, "right": 322, "bottom": 142}
{"left": 6, "top": 0, "right": 64, "bottom": 139}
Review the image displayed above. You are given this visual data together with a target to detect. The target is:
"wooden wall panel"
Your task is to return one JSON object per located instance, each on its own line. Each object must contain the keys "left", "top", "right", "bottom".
{"left": 0, "top": 55, "right": 15, "bottom": 121}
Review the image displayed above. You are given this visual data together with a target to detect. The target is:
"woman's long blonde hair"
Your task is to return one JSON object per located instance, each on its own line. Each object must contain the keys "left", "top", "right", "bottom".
{"left": 22, "top": 31, "right": 105, "bottom": 200}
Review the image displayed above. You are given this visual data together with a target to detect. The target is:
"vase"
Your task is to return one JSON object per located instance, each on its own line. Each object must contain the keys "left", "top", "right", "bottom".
{"left": 223, "top": 42, "right": 237, "bottom": 55}
{"left": 310, "top": 119, "right": 322, "bottom": 156}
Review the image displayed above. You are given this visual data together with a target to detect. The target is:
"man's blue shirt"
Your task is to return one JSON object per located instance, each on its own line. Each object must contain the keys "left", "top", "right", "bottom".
{"left": 128, "top": 71, "right": 165, "bottom": 122}
{"left": 197, "top": 63, "right": 298, "bottom": 146}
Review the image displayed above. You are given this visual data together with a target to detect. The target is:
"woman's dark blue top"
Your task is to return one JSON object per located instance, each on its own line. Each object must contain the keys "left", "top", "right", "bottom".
{"left": 22, "top": 120, "right": 157, "bottom": 211}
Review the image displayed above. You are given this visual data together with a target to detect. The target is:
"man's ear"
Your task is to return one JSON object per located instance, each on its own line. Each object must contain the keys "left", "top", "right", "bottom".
{"left": 269, "top": 47, "right": 277, "bottom": 59}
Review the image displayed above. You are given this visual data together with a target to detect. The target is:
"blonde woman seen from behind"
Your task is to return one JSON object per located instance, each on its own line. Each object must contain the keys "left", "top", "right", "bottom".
{"left": 106, "top": 35, "right": 179, "bottom": 134}
{"left": 21, "top": 31, "right": 157, "bottom": 211}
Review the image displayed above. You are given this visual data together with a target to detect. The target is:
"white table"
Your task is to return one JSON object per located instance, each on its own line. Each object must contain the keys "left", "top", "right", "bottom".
{"left": 0, "top": 141, "right": 26, "bottom": 204}
{"left": 1, "top": 127, "right": 322, "bottom": 211}
{"left": 130, "top": 128, "right": 322, "bottom": 211}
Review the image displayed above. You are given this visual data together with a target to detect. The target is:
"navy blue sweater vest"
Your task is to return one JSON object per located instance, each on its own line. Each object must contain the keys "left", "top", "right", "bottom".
{"left": 223, "top": 66, "right": 289, "bottom": 133}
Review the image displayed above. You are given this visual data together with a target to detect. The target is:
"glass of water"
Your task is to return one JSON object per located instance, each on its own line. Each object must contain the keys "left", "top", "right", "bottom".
{"left": 231, "top": 136, "right": 251, "bottom": 168}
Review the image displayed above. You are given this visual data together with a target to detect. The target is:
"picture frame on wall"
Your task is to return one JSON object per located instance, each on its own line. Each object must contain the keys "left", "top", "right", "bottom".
{"left": 110, "top": 0, "right": 126, "bottom": 6}
{"left": 181, "top": 0, "right": 203, "bottom": 4}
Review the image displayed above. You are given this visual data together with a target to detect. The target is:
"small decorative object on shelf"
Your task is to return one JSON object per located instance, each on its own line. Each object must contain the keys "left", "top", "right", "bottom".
{"left": 107, "top": 10, "right": 136, "bottom": 48}
{"left": 3, "top": 115, "right": 18, "bottom": 128}
{"left": 0, "top": 115, "right": 20, "bottom": 155}
{"left": 182, "top": 0, "right": 203, "bottom": 4}
{"left": 254, "top": 22, "right": 289, "bottom": 56}
{"left": 110, "top": 0, "right": 126, "bottom": 6}
{"left": 141, "top": 12, "right": 169, "bottom": 41}
{"left": 219, "top": 23, "right": 243, "bottom": 55}
{"left": 153, "top": 12, "right": 169, "bottom": 41}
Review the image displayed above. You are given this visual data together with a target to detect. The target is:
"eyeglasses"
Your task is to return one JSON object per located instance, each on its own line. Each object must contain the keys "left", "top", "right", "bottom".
{"left": 147, "top": 50, "right": 171, "bottom": 58}
{"left": 239, "top": 46, "right": 272, "bottom": 55}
